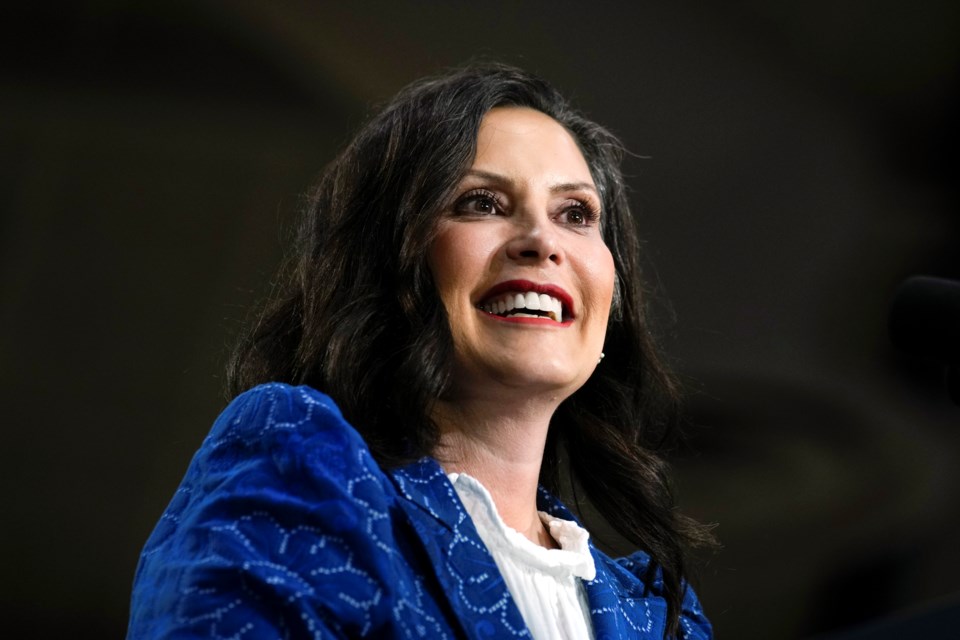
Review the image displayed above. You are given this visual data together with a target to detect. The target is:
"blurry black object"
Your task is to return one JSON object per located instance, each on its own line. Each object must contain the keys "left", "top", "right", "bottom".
{"left": 889, "top": 276, "right": 960, "bottom": 405}
{"left": 811, "top": 595, "right": 960, "bottom": 639}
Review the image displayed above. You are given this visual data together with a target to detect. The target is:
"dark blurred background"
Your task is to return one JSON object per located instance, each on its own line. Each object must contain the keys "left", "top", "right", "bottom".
{"left": 2, "top": 1, "right": 958, "bottom": 638}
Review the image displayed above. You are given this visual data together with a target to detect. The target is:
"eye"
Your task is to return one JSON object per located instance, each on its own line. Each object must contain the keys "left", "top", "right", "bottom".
{"left": 558, "top": 200, "right": 600, "bottom": 227}
{"left": 453, "top": 189, "right": 503, "bottom": 216}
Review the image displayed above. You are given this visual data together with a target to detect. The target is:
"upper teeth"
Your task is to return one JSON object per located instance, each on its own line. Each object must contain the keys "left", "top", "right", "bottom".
{"left": 478, "top": 291, "right": 564, "bottom": 321}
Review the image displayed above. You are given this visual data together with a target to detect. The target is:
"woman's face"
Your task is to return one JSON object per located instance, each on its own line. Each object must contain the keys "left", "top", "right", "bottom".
{"left": 429, "top": 106, "right": 615, "bottom": 402}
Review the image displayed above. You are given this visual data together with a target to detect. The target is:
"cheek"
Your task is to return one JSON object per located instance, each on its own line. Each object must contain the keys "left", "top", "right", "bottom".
{"left": 585, "top": 245, "right": 616, "bottom": 310}
{"left": 428, "top": 227, "right": 461, "bottom": 297}
{"left": 428, "top": 226, "right": 488, "bottom": 309}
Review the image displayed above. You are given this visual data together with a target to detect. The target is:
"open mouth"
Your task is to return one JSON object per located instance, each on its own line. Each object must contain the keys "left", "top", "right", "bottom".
{"left": 478, "top": 291, "right": 565, "bottom": 322}
{"left": 475, "top": 281, "right": 574, "bottom": 323}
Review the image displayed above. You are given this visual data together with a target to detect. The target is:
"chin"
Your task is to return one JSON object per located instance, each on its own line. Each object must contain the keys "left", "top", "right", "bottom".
{"left": 492, "top": 360, "right": 591, "bottom": 395}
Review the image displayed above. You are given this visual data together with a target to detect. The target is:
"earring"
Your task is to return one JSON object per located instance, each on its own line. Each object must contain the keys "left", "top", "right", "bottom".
{"left": 598, "top": 352, "right": 605, "bottom": 364}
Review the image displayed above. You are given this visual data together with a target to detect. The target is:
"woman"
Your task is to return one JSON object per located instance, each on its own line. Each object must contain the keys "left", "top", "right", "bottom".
{"left": 128, "top": 63, "right": 715, "bottom": 639}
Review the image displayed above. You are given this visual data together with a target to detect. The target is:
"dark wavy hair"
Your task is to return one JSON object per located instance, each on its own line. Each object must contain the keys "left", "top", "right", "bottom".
{"left": 228, "top": 62, "right": 713, "bottom": 638}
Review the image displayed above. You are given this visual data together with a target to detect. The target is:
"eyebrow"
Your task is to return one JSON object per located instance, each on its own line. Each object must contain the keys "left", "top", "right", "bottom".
{"left": 464, "top": 169, "right": 598, "bottom": 195}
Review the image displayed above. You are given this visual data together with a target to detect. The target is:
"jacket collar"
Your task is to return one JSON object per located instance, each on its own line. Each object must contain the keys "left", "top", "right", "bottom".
{"left": 388, "top": 457, "right": 531, "bottom": 639}
{"left": 388, "top": 457, "right": 667, "bottom": 639}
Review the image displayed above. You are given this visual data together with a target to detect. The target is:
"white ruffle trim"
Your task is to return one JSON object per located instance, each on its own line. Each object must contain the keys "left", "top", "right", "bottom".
{"left": 448, "top": 472, "right": 596, "bottom": 581}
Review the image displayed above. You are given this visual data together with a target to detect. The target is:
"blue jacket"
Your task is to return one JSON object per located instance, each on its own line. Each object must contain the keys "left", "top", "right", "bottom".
{"left": 128, "top": 383, "right": 711, "bottom": 639}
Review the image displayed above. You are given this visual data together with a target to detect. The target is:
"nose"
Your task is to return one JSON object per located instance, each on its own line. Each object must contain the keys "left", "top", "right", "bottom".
{"left": 504, "top": 213, "right": 563, "bottom": 265}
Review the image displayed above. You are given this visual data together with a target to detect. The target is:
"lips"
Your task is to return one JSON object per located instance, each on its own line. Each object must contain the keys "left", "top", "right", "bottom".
{"left": 476, "top": 280, "right": 574, "bottom": 323}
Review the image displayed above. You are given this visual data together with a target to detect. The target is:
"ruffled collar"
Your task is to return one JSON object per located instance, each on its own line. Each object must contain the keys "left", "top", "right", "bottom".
{"left": 447, "top": 472, "right": 597, "bottom": 581}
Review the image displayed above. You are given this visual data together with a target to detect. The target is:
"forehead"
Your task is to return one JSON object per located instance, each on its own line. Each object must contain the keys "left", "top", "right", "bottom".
{"left": 473, "top": 107, "right": 594, "bottom": 183}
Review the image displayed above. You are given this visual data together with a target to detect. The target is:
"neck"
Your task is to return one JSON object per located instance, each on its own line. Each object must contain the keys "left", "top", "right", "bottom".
{"left": 431, "top": 392, "right": 560, "bottom": 549}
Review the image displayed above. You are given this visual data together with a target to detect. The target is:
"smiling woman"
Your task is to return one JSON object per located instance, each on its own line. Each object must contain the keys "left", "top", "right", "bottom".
{"left": 127, "top": 64, "right": 715, "bottom": 639}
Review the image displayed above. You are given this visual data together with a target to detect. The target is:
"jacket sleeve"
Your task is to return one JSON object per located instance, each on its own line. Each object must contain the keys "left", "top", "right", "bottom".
{"left": 127, "top": 384, "right": 398, "bottom": 639}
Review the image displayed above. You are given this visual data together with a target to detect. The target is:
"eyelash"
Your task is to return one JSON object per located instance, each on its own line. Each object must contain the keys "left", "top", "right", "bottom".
{"left": 452, "top": 189, "right": 601, "bottom": 227}
{"left": 453, "top": 189, "right": 504, "bottom": 216}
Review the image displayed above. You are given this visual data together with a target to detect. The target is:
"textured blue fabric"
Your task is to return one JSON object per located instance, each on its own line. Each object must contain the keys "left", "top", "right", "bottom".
{"left": 128, "top": 383, "right": 711, "bottom": 639}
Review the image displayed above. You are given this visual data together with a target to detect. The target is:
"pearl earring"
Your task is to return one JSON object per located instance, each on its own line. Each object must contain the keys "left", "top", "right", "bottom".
{"left": 598, "top": 352, "right": 605, "bottom": 364}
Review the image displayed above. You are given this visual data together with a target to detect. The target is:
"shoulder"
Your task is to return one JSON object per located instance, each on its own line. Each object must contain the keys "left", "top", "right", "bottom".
{"left": 204, "top": 382, "right": 363, "bottom": 462}
{"left": 129, "top": 383, "right": 399, "bottom": 638}
{"left": 188, "top": 383, "right": 384, "bottom": 508}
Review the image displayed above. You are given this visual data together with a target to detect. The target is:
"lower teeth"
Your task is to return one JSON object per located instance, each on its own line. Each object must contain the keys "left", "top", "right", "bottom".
{"left": 502, "top": 311, "right": 558, "bottom": 321}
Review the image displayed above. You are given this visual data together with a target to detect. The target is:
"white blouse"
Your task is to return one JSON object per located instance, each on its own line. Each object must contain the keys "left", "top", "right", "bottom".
{"left": 448, "top": 473, "right": 596, "bottom": 640}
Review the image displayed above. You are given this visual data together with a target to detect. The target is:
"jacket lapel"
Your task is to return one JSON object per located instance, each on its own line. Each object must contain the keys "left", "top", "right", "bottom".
{"left": 388, "top": 458, "right": 531, "bottom": 639}
{"left": 580, "top": 555, "right": 668, "bottom": 639}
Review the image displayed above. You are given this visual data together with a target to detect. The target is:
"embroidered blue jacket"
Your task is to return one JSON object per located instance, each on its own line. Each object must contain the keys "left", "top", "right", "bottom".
{"left": 128, "top": 383, "right": 711, "bottom": 639}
